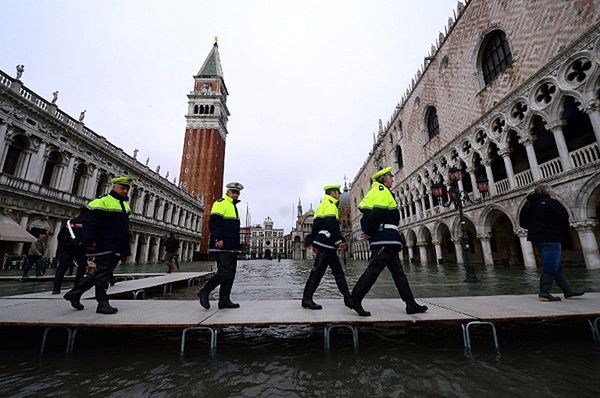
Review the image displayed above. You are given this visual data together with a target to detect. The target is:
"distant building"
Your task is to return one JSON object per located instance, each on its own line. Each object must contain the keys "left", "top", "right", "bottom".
{"left": 0, "top": 68, "right": 203, "bottom": 264}
{"left": 240, "top": 217, "right": 285, "bottom": 259}
{"left": 287, "top": 199, "right": 314, "bottom": 260}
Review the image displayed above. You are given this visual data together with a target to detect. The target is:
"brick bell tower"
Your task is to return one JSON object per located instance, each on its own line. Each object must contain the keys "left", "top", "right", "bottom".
{"left": 179, "top": 38, "right": 230, "bottom": 257}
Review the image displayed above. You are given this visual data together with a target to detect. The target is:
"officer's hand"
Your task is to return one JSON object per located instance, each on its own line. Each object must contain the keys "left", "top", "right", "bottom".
{"left": 216, "top": 240, "right": 224, "bottom": 249}
{"left": 360, "top": 233, "right": 369, "bottom": 240}
{"left": 312, "top": 247, "right": 319, "bottom": 254}
{"left": 339, "top": 243, "right": 347, "bottom": 251}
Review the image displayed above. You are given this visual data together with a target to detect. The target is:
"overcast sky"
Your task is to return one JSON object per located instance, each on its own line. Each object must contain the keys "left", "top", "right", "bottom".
{"left": 1, "top": 0, "right": 457, "bottom": 232}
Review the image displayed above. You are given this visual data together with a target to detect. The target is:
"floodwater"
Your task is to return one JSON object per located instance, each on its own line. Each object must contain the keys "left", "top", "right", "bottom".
{"left": 0, "top": 259, "right": 599, "bottom": 397}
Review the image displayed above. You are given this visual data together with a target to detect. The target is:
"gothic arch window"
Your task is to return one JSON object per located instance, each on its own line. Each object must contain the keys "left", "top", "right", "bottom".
{"left": 71, "top": 163, "right": 88, "bottom": 195}
{"left": 153, "top": 198, "right": 162, "bottom": 219}
{"left": 480, "top": 30, "right": 513, "bottom": 85}
{"left": 2, "top": 134, "right": 28, "bottom": 175}
{"left": 194, "top": 105, "right": 198, "bottom": 114}
{"left": 199, "top": 105, "right": 205, "bottom": 114}
{"left": 425, "top": 106, "right": 440, "bottom": 140}
{"left": 95, "top": 172, "right": 109, "bottom": 197}
{"left": 395, "top": 145, "right": 403, "bottom": 168}
{"left": 210, "top": 105, "right": 215, "bottom": 114}
{"left": 41, "top": 151, "right": 62, "bottom": 187}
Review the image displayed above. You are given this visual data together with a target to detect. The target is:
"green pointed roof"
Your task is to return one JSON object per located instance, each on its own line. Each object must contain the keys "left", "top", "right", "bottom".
{"left": 197, "top": 42, "right": 223, "bottom": 77}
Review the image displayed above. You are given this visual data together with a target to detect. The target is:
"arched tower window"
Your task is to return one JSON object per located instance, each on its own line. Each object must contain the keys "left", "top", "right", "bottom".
{"left": 480, "top": 30, "right": 513, "bottom": 85}
{"left": 199, "top": 105, "right": 205, "bottom": 114}
{"left": 2, "top": 134, "right": 28, "bottom": 175}
{"left": 194, "top": 105, "right": 198, "bottom": 114}
{"left": 210, "top": 105, "right": 215, "bottom": 114}
{"left": 425, "top": 106, "right": 439, "bottom": 140}
{"left": 41, "top": 151, "right": 62, "bottom": 187}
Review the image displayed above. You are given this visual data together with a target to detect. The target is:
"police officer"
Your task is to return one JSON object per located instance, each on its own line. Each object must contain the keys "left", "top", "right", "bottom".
{"left": 351, "top": 167, "right": 428, "bottom": 316}
{"left": 63, "top": 176, "right": 134, "bottom": 314}
{"left": 198, "top": 182, "right": 243, "bottom": 309}
{"left": 52, "top": 206, "right": 88, "bottom": 294}
{"left": 302, "top": 184, "right": 357, "bottom": 313}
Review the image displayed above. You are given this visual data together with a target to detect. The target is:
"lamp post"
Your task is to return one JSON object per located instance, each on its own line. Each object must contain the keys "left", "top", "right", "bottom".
{"left": 431, "top": 166, "right": 489, "bottom": 283}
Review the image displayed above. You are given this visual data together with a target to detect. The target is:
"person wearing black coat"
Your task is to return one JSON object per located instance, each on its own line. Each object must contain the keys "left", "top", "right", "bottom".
{"left": 519, "top": 184, "right": 584, "bottom": 301}
{"left": 52, "top": 207, "right": 88, "bottom": 294}
{"left": 164, "top": 233, "right": 180, "bottom": 273}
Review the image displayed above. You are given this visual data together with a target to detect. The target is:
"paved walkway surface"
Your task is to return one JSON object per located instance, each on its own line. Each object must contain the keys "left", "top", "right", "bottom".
{"left": 2, "top": 272, "right": 212, "bottom": 300}
{"left": 0, "top": 293, "right": 597, "bottom": 329}
{"left": 0, "top": 273, "right": 166, "bottom": 282}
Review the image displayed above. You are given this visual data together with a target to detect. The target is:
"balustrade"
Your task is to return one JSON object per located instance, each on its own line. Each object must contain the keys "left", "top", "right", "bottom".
{"left": 494, "top": 178, "right": 510, "bottom": 194}
{"left": 570, "top": 142, "right": 600, "bottom": 168}
{"left": 539, "top": 158, "right": 563, "bottom": 179}
{"left": 514, "top": 169, "right": 533, "bottom": 188}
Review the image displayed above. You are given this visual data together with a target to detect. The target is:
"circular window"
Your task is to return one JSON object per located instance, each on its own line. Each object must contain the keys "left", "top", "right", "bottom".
{"left": 184, "top": 168, "right": 189, "bottom": 174}
{"left": 186, "top": 154, "right": 191, "bottom": 160}
{"left": 266, "top": 240, "right": 271, "bottom": 246}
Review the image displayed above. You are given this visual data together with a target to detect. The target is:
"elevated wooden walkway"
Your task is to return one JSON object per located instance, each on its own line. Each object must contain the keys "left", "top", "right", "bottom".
{"left": 0, "top": 293, "right": 598, "bottom": 355}
{"left": 2, "top": 272, "right": 213, "bottom": 300}
{"left": 0, "top": 273, "right": 167, "bottom": 282}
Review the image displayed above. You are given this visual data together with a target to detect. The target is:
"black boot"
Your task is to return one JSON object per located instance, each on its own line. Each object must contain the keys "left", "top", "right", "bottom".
{"left": 351, "top": 299, "right": 371, "bottom": 317}
{"left": 63, "top": 290, "right": 84, "bottom": 310}
{"left": 301, "top": 258, "right": 327, "bottom": 310}
{"left": 539, "top": 272, "right": 561, "bottom": 301}
{"left": 406, "top": 301, "right": 428, "bottom": 314}
{"left": 218, "top": 298, "right": 240, "bottom": 309}
{"left": 197, "top": 288, "right": 210, "bottom": 309}
{"left": 218, "top": 277, "right": 239, "bottom": 309}
{"left": 351, "top": 270, "right": 380, "bottom": 317}
{"left": 555, "top": 273, "right": 584, "bottom": 299}
{"left": 197, "top": 275, "right": 221, "bottom": 309}
{"left": 96, "top": 301, "right": 118, "bottom": 314}
{"left": 301, "top": 298, "right": 322, "bottom": 310}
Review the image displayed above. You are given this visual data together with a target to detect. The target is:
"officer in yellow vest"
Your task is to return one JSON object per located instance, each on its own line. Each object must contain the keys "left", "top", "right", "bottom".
{"left": 64, "top": 176, "right": 135, "bottom": 315}
{"left": 351, "top": 167, "right": 428, "bottom": 316}
{"left": 198, "top": 182, "right": 243, "bottom": 309}
{"left": 302, "top": 184, "right": 359, "bottom": 314}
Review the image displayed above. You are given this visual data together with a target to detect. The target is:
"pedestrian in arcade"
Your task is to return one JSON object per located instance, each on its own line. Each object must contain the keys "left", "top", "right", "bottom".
{"left": 52, "top": 206, "right": 88, "bottom": 294}
{"left": 164, "top": 232, "right": 180, "bottom": 273}
{"left": 197, "top": 182, "right": 243, "bottom": 309}
{"left": 63, "top": 176, "right": 135, "bottom": 314}
{"left": 301, "top": 184, "right": 358, "bottom": 314}
{"left": 21, "top": 232, "right": 48, "bottom": 278}
{"left": 351, "top": 167, "right": 428, "bottom": 316}
{"left": 519, "top": 184, "right": 584, "bottom": 301}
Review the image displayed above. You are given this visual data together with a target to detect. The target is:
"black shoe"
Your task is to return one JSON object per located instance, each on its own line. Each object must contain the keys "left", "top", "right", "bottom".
{"left": 301, "top": 299, "right": 322, "bottom": 310}
{"left": 406, "top": 302, "right": 428, "bottom": 314}
{"left": 538, "top": 292, "right": 561, "bottom": 302}
{"left": 63, "top": 291, "right": 84, "bottom": 310}
{"left": 352, "top": 301, "right": 371, "bottom": 317}
{"left": 96, "top": 301, "right": 118, "bottom": 314}
{"left": 218, "top": 300, "right": 240, "bottom": 309}
{"left": 197, "top": 289, "right": 210, "bottom": 309}
{"left": 343, "top": 295, "right": 355, "bottom": 310}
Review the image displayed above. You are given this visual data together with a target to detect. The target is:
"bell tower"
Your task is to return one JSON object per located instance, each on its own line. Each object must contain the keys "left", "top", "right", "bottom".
{"left": 179, "top": 38, "right": 230, "bottom": 256}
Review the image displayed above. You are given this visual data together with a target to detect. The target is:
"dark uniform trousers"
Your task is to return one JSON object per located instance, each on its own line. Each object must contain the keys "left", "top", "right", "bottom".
{"left": 69, "top": 253, "right": 120, "bottom": 303}
{"left": 203, "top": 252, "right": 237, "bottom": 302}
{"left": 352, "top": 248, "right": 417, "bottom": 304}
{"left": 53, "top": 249, "right": 87, "bottom": 292}
{"left": 303, "top": 249, "right": 351, "bottom": 299}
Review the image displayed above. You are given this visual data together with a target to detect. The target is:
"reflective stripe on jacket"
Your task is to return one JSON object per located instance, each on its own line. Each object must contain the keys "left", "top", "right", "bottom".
{"left": 359, "top": 181, "right": 402, "bottom": 250}
{"left": 83, "top": 190, "right": 131, "bottom": 256}
{"left": 311, "top": 194, "right": 344, "bottom": 250}
{"left": 209, "top": 195, "right": 241, "bottom": 252}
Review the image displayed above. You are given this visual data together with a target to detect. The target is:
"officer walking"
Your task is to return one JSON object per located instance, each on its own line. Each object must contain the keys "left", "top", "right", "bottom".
{"left": 52, "top": 206, "right": 88, "bottom": 294}
{"left": 63, "top": 176, "right": 135, "bottom": 314}
{"left": 198, "top": 182, "right": 243, "bottom": 309}
{"left": 351, "top": 167, "right": 428, "bottom": 316}
{"left": 302, "top": 184, "right": 358, "bottom": 313}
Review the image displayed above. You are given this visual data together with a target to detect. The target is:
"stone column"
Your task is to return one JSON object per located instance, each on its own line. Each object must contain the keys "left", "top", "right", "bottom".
{"left": 478, "top": 235, "right": 495, "bottom": 266}
{"left": 581, "top": 100, "right": 600, "bottom": 147}
{"left": 516, "top": 230, "right": 537, "bottom": 269}
{"left": 420, "top": 195, "right": 427, "bottom": 215}
{"left": 520, "top": 136, "right": 541, "bottom": 181}
{"left": 417, "top": 242, "right": 428, "bottom": 265}
{"left": 165, "top": 203, "right": 173, "bottom": 223}
{"left": 181, "top": 241, "right": 188, "bottom": 262}
{"left": 178, "top": 240, "right": 185, "bottom": 260}
{"left": 188, "top": 243, "right": 194, "bottom": 261}
{"left": 59, "top": 155, "right": 76, "bottom": 192}
{"left": 151, "top": 236, "right": 160, "bottom": 263}
{"left": 453, "top": 239, "right": 464, "bottom": 264}
{"left": 482, "top": 160, "right": 496, "bottom": 195}
{"left": 499, "top": 148, "right": 516, "bottom": 188}
{"left": 414, "top": 198, "right": 422, "bottom": 218}
{"left": 0, "top": 121, "right": 8, "bottom": 166}
{"left": 156, "top": 198, "right": 166, "bottom": 221}
{"left": 135, "top": 191, "right": 146, "bottom": 214}
{"left": 129, "top": 233, "right": 139, "bottom": 264}
{"left": 147, "top": 195, "right": 157, "bottom": 218}
{"left": 86, "top": 166, "right": 99, "bottom": 199}
{"left": 25, "top": 141, "right": 47, "bottom": 183}
{"left": 47, "top": 219, "right": 63, "bottom": 259}
{"left": 432, "top": 240, "right": 443, "bottom": 265}
{"left": 140, "top": 235, "right": 151, "bottom": 263}
{"left": 547, "top": 120, "right": 572, "bottom": 171}
{"left": 15, "top": 215, "right": 30, "bottom": 254}
{"left": 574, "top": 222, "right": 600, "bottom": 270}
{"left": 407, "top": 245, "right": 415, "bottom": 264}
{"left": 426, "top": 190, "right": 434, "bottom": 209}
{"left": 467, "top": 167, "right": 480, "bottom": 200}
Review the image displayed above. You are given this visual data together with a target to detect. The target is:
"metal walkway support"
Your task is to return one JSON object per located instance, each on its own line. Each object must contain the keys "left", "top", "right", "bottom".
{"left": 40, "top": 327, "right": 78, "bottom": 354}
{"left": 461, "top": 321, "right": 499, "bottom": 355}
{"left": 180, "top": 327, "right": 218, "bottom": 353}
{"left": 588, "top": 317, "right": 600, "bottom": 345}
{"left": 132, "top": 290, "right": 145, "bottom": 300}
{"left": 323, "top": 324, "right": 359, "bottom": 350}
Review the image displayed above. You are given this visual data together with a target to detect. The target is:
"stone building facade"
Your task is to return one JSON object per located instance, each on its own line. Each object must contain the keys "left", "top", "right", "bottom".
{"left": 0, "top": 68, "right": 204, "bottom": 264}
{"left": 350, "top": 0, "right": 600, "bottom": 270}
{"left": 241, "top": 217, "right": 285, "bottom": 260}
{"left": 179, "top": 40, "right": 230, "bottom": 257}
{"left": 287, "top": 199, "right": 315, "bottom": 260}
